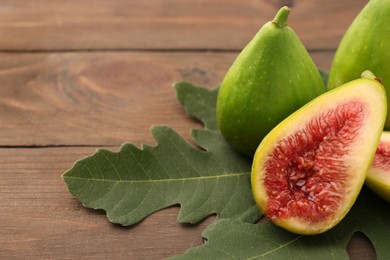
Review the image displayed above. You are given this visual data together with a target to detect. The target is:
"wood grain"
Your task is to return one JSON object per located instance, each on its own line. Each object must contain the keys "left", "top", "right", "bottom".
{"left": 0, "top": 0, "right": 367, "bottom": 51}
{"left": 0, "top": 51, "right": 333, "bottom": 147}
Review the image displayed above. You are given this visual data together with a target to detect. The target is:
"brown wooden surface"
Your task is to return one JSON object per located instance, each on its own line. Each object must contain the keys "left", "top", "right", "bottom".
{"left": 0, "top": 0, "right": 365, "bottom": 51}
{"left": 0, "top": 51, "right": 333, "bottom": 147}
{"left": 0, "top": 0, "right": 377, "bottom": 259}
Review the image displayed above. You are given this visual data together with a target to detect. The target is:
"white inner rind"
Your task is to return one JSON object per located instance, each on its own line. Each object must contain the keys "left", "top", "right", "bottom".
{"left": 366, "top": 169, "right": 390, "bottom": 202}
{"left": 252, "top": 78, "right": 387, "bottom": 235}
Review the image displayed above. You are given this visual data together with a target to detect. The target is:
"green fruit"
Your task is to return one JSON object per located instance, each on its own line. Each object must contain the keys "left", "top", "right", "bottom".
{"left": 216, "top": 6, "right": 325, "bottom": 156}
{"left": 252, "top": 74, "right": 387, "bottom": 235}
{"left": 366, "top": 131, "right": 390, "bottom": 202}
{"left": 328, "top": 0, "right": 390, "bottom": 128}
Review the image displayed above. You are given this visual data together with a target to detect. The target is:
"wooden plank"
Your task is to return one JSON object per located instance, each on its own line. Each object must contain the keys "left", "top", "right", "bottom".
{"left": 0, "top": 51, "right": 334, "bottom": 147}
{"left": 0, "top": 147, "right": 377, "bottom": 259}
{"left": 0, "top": 0, "right": 367, "bottom": 51}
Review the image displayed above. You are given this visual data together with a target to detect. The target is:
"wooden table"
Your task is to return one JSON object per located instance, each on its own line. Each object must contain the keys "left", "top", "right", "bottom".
{"left": 0, "top": 0, "right": 376, "bottom": 259}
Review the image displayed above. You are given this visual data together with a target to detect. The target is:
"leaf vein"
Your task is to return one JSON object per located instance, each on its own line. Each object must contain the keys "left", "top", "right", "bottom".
{"left": 64, "top": 172, "right": 250, "bottom": 183}
{"left": 247, "top": 235, "right": 303, "bottom": 259}
{"left": 101, "top": 152, "right": 122, "bottom": 181}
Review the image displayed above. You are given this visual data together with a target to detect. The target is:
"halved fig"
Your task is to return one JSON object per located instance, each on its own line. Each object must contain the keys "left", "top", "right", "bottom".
{"left": 366, "top": 132, "right": 390, "bottom": 202}
{"left": 251, "top": 74, "right": 387, "bottom": 235}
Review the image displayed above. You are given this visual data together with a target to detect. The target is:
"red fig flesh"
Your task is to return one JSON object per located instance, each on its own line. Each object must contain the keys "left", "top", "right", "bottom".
{"left": 251, "top": 76, "right": 387, "bottom": 235}
{"left": 367, "top": 132, "right": 390, "bottom": 202}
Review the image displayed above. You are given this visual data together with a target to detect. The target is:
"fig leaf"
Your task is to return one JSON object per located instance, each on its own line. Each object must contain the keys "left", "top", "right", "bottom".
{"left": 63, "top": 82, "right": 261, "bottom": 226}
{"left": 63, "top": 78, "right": 390, "bottom": 259}
{"left": 173, "top": 188, "right": 390, "bottom": 260}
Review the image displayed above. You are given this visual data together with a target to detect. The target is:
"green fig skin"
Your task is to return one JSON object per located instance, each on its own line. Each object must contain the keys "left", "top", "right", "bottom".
{"left": 216, "top": 7, "right": 325, "bottom": 156}
{"left": 328, "top": 0, "right": 390, "bottom": 128}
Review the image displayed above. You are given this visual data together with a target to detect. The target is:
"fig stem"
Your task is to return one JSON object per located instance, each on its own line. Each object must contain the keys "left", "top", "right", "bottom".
{"left": 361, "top": 70, "right": 382, "bottom": 84}
{"left": 273, "top": 6, "right": 291, "bottom": 27}
{"left": 361, "top": 70, "right": 377, "bottom": 80}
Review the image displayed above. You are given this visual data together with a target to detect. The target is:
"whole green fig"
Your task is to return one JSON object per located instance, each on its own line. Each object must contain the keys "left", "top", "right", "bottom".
{"left": 328, "top": 0, "right": 390, "bottom": 128}
{"left": 216, "top": 6, "right": 325, "bottom": 156}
